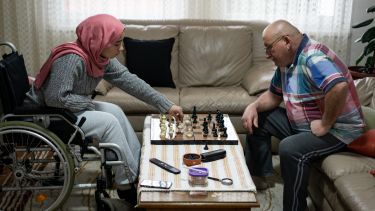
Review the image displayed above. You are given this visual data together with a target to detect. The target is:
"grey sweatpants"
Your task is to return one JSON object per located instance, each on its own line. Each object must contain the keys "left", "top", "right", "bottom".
{"left": 75, "top": 101, "right": 140, "bottom": 186}
{"left": 245, "top": 107, "right": 346, "bottom": 211}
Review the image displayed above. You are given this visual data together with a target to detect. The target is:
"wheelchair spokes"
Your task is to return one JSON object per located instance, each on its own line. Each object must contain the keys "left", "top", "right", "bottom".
{"left": 0, "top": 121, "right": 74, "bottom": 211}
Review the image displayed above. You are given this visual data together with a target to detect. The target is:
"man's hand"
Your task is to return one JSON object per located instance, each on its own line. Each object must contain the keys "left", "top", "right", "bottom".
{"left": 168, "top": 105, "right": 184, "bottom": 122}
{"left": 241, "top": 103, "right": 258, "bottom": 134}
{"left": 310, "top": 119, "right": 330, "bottom": 136}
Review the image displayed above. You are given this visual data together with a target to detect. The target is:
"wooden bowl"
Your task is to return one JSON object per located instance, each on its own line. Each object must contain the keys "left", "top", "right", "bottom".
{"left": 183, "top": 153, "right": 201, "bottom": 166}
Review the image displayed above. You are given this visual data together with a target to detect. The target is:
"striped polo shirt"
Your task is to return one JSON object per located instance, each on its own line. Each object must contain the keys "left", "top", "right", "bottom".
{"left": 269, "top": 34, "right": 364, "bottom": 144}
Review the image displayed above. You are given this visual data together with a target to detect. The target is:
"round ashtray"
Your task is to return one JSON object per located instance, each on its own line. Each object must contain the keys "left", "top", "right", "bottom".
{"left": 183, "top": 153, "right": 201, "bottom": 166}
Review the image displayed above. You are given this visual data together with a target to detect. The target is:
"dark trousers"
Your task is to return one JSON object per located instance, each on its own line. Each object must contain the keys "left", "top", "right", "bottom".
{"left": 245, "top": 107, "right": 346, "bottom": 211}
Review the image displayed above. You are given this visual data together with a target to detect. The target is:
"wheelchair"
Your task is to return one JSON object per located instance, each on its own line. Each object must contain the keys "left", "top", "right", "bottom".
{"left": 0, "top": 42, "right": 134, "bottom": 211}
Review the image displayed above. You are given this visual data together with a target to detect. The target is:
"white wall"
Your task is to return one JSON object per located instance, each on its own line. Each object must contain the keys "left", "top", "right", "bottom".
{"left": 349, "top": 0, "right": 374, "bottom": 66}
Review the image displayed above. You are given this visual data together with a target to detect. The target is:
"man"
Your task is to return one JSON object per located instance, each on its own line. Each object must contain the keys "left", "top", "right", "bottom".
{"left": 241, "top": 20, "right": 365, "bottom": 211}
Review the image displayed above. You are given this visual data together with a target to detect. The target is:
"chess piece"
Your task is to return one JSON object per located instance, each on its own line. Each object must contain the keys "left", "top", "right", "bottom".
{"left": 185, "top": 129, "right": 193, "bottom": 138}
{"left": 193, "top": 116, "right": 198, "bottom": 124}
{"left": 185, "top": 124, "right": 194, "bottom": 138}
{"left": 212, "top": 128, "right": 218, "bottom": 137}
{"left": 204, "top": 142, "right": 209, "bottom": 150}
{"left": 168, "top": 122, "right": 174, "bottom": 138}
{"left": 222, "top": 127, "right": 228, "bottom": 137}
{"left": 169, "top": 128, "right": 174, "bottom": 139}
{"left": 203, "top": 126, "right": 208, "bottom": 137}
{"left": 160, "top": 129, "right": 166, "bottom": 139}
{"left": 202, "top": 118, "right": 208, "bottom": 127}
{"left": 192, "top": 106, "right": 197, "bottom": 119}
{"left": 177, "top": 122, "right": 184, "bottom": 134}
{"left": 207, "top": 112, "right": 212, "bottom": 122}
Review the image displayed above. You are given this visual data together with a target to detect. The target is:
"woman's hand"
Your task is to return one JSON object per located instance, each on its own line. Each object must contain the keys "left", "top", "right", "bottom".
{"left": 168, "top": 105, "right": 184, "bottom": 122}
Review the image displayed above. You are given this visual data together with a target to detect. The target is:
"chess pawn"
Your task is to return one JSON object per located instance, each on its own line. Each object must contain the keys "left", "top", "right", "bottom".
{"left": 185, "top": 126, "right": 193, "bottom": 138}
{"left": 207, "top": 112, "right": 212, "bottom": 122}
{"left": 177, "top": 122, "right": 184, "bottom": 134}
{"left": 212, "top": 128, "right": 218, "bottom": 137}
{"left": 184, "top": 118, "right": 192, "bottom": 127}
{"left": 222, "top": 127, "right": 228, "bottom": 137}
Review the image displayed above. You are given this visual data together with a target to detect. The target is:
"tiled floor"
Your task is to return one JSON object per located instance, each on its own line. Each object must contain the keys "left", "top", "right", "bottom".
{"left": 22, "top": 156, "right": 314, "bottom": 211}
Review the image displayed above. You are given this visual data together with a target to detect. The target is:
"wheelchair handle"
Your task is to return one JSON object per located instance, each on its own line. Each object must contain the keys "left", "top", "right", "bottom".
{"left": 77, "top": 117, "right": 86, "bottom": 127}
{"left": 0, "top": 42, "right": 17, "bottom": 53}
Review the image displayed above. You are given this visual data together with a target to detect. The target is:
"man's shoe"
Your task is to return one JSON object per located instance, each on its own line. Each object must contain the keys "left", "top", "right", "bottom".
{"left": 252, "top": 176, "right": 269, "bottom": 190}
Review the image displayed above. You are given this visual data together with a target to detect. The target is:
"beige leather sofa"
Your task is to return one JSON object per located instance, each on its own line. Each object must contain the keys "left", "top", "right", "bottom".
{"left": 95, "top": 19, "right": 375, "bottom": 211}
{"left": 308, "top": 78, "right": 375, "bottom": 211}
{"left": 95, "top": 19, "right": 275, "bottom": 146}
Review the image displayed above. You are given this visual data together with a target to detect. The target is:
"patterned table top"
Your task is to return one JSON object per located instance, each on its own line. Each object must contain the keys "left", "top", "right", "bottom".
{"left": 138, "top": 116, "right": 257, "bottom": 204}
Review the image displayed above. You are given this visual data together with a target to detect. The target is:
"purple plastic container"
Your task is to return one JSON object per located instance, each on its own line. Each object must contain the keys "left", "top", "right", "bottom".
{"left": 188, "top": 167, "right": 208, "bottom": 186}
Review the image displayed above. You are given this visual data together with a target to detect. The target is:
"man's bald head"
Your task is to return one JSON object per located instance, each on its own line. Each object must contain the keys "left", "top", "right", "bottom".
{"left": 262, "top": 20, "right": 304, "bottom": 67}
{"left": 263, "top": 20, "right": 301, "bottom": 40}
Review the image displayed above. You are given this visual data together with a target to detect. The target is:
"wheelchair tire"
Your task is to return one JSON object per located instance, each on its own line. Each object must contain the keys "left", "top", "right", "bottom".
{"left": 0, "top": 121, "right": 75, "bottom": 211}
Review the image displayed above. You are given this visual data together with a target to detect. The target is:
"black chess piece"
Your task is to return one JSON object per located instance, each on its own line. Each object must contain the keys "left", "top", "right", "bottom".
{"left": 222, "top": 127, "right": 228, "bottom": 137}
{"left": 207, "top": 112, "right": 212, "bottom": 122}
{"left": 202, "top": 118, "right": 208, "bottom": 127}
{"left": 212, "top": 128, "right": 218, "bottom": 137}
{"left": 193, "top": 116, "right": 198, "bottom": 124}
{"left": 192, "top": 106, "right": 197, "bottom": 119}
{"left": 204, "top": 141, "right": 209, "bottom": 150}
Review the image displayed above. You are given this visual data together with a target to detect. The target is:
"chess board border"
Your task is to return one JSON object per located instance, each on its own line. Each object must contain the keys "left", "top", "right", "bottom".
{"left": 150, "top": 113, "right": 239, "bottom": 145}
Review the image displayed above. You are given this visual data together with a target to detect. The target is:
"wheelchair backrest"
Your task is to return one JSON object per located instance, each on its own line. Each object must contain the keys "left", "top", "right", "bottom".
{"left": 0, "top": 42, "right": 30, "bottom": 115}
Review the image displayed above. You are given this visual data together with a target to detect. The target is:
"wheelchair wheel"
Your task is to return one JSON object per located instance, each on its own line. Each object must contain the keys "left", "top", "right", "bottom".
{"left": 0, "top": 121, "right": 75, "bottom": 211}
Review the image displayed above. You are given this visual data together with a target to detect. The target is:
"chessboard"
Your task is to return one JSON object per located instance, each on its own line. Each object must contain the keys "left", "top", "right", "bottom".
{"left": 150, "top": 112, "right": 239, "bottom": 145}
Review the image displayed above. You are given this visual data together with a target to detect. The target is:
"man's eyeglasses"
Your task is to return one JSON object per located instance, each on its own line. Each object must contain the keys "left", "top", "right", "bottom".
{"left": 264, "top": 35, "right": 285, "bottom": 55}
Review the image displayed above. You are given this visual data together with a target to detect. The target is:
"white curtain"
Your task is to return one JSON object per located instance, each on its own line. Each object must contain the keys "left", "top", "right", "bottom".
{"left": 0, "top": 0, "right": 353, "bottom": 75}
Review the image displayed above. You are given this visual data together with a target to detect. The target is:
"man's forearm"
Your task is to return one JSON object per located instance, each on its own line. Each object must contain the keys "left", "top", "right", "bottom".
{"left": 252, "top": 90, "right": 283, "bottom": 112}
{"left": 322, "top": 82, "right": 348, "bottom": 127}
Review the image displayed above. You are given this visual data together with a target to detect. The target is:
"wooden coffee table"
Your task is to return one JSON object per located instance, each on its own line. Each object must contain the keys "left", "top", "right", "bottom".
{"left": 137, "top": 115, "right": 259, "bottom": 211}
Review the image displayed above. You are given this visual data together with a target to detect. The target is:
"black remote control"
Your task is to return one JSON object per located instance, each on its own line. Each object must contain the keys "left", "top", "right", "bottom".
{"left": 149, "top": 158, "right": 181, "bottom": 174}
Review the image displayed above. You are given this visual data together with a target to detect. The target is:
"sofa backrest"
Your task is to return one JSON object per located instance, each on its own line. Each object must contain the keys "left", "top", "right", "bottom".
{"left": 119, "top": 19, "right": 269, "bottom": 88}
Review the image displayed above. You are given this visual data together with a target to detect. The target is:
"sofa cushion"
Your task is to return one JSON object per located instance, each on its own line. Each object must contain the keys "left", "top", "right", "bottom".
{"left": 347, "top": 129, "right": 375, "bottom": 157}
{"left": 179, "top": 26, "right": 252, "bottom": 87}
{"left": 241, "top": 61, "right": 275, "bottom": 95}
{"left": 315, "top": 151, "right": 375, "bottom": 181}
{"left": 179, "top": 87, "right": 257, "bottom": 114}
{"left": 335, "top": 173, "right": 375, "bottom": 211}
{"left": 95, "top": 87, "right": 179, "bottom": 114}
{"left": 120, "top": 24, "right": 179, "bottom": 86}
{"left": 124, "top": 37, "right": 175, "bottom": 88}
{"left": 362, "top": 106, "right": 375, "bottom": 130}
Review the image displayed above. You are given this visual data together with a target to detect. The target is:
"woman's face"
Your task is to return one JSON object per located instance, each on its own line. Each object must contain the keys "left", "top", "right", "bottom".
{"left": 101, "top": 31, "right": 125, "bottom": 59}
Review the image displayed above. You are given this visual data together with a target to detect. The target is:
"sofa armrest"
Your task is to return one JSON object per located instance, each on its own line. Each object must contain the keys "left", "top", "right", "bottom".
{"left": 355, "top": 77, "right": 375, "bottom": 109}
{"left": 241, "top": 61, "right": 275, "bottom": 95}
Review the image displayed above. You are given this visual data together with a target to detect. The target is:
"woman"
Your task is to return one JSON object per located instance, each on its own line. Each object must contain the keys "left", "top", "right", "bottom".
{"left": 24, "top": 14, "right": 183, "bottom": 205}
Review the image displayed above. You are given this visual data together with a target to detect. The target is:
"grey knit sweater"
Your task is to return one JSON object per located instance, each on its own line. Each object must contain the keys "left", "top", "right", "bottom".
{"left": 25, "top": 54, "right": 173, "bottom": 113}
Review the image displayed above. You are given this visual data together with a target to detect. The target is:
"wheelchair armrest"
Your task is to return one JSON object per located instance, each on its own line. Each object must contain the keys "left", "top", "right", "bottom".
{"left": 13, "top": 106, "right": 78, "bottom": 124}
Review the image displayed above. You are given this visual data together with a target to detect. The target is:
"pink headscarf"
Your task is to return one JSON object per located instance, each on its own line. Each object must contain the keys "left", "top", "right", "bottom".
{"left": 34, "top": 14, "right": 125, "bottom": 89}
